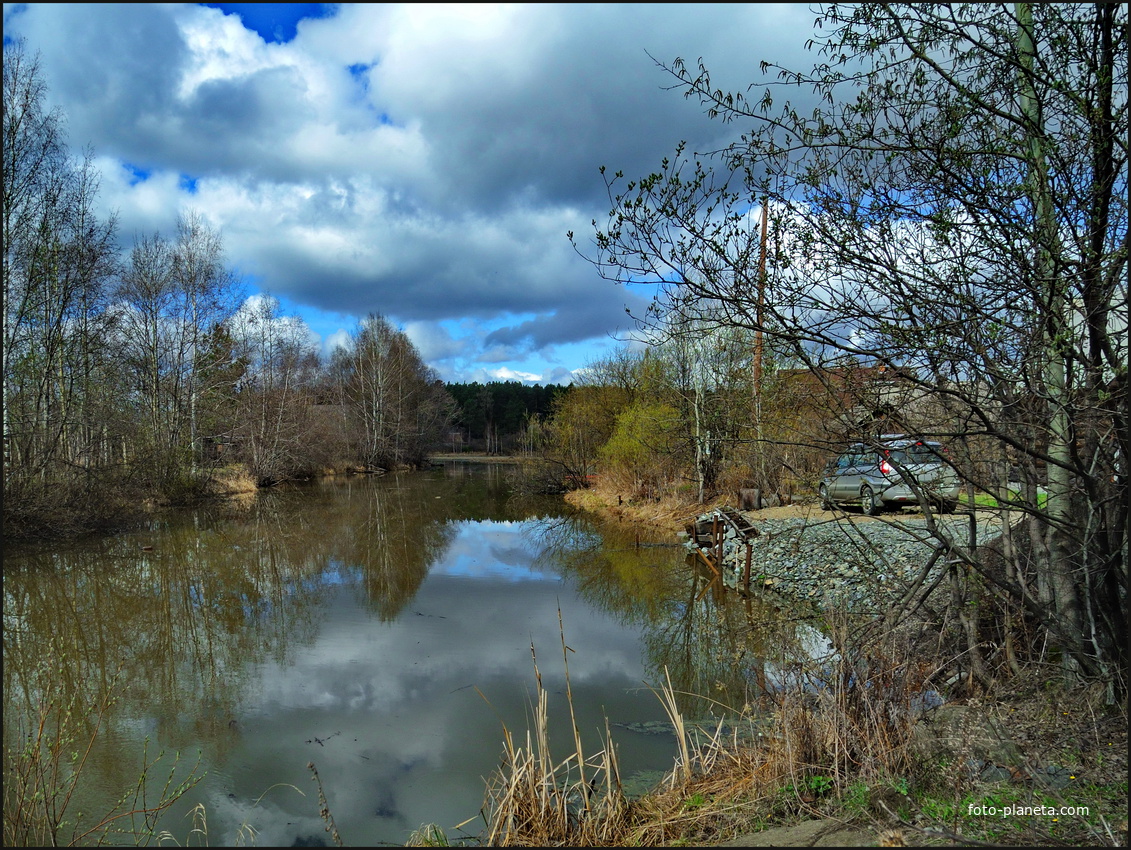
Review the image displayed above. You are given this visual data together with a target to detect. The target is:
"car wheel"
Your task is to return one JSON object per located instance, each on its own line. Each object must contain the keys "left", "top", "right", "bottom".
{"left": 937, "top": 499, "right": 958, "bottom": 514}
{"left": 819, "top": 484, "right": 833, "bottom": 511}
{"left": 861, "top": 485, "right": 881, "bottom": 516}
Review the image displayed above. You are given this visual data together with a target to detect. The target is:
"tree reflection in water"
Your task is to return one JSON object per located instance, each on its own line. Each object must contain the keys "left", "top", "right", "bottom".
{"left": 4, "top": 465, "right": 816, "bottom": 845}
{"left": 525, "top": 512, "right": 821, "bottom": 721}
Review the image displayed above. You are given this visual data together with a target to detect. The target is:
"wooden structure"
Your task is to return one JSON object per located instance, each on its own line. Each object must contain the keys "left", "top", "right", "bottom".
{"left": 684, "top": 507, "right": 761, "bottom": 593}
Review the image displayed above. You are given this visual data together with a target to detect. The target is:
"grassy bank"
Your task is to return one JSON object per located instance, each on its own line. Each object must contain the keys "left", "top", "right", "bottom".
{"left": 429, "top": 452, "right": 534, "bottom": 463}
{"left": 2, "top": 458, "right": 394, "bottom": 545}
{"left": 562, "top": 481, "right": 739, "bottom": 534}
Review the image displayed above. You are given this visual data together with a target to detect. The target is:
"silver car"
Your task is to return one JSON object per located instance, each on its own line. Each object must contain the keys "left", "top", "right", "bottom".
{"left": 819, "top": 437, "right": 961, "bottom": 515}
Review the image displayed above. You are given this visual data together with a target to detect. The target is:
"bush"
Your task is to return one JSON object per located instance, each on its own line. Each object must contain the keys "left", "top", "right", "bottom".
{"left": 598, "top": 402, "right": 683, "bottom": 500}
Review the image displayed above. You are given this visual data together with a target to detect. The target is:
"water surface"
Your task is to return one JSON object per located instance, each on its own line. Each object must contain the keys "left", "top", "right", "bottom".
{"left": 5, "top": 462, "right": 797, "bottom": 846}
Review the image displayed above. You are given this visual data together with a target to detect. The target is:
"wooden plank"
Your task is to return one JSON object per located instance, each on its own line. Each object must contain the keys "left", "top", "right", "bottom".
{"left": 695, "top": 547, "right": 720, "bottom": 576}
{"left": 695, "top": 572, "right": 719, "bottom": 603}
{"left": 716, "top": 507, "right": 759, "bottom": 540}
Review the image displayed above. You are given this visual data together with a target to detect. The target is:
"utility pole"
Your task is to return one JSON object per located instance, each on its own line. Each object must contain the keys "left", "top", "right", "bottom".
{"left": 753, "top": 201, "right": 768, "bottom": 399}
{"left": 749, "top": 201, "right": 769, "bottom": 504}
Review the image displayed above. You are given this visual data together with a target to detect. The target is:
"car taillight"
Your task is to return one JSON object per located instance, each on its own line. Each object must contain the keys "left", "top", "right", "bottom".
{"left": 880, "top": 459, "right": 892, "bottom": 475}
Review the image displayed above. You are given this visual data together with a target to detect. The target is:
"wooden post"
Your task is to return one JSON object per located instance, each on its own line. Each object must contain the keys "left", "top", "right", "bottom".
{"left": 712, "top": 515, "right": 721, "bottom": 573}
{"left": 696, "top": 548, "right": 720, "bottom": 578}
{"left": 744, "top": 542, "right": 752, "bottom": 592}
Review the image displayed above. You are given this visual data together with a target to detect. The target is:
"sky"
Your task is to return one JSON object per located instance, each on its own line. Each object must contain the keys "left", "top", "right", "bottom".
{"left": 2, "top": 3, "right": 818, "bottom": 384}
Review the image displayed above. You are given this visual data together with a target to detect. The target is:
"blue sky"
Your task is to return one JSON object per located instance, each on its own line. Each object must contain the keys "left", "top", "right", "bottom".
{"left": 201, "top": 3, "right": 333, "bottom": 44}
{"left": 3, "top": 3, "right": 817, "bottom": 383}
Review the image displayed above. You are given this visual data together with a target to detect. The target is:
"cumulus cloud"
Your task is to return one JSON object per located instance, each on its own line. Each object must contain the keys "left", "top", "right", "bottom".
{"left": 402, "top": 320, "right": 465, "bottom": 362}
{"left": 321, "top": 328, "right": 353, "bottom": 358}
{"left": 4, "top": 2, "right": 820, "bottom": 382}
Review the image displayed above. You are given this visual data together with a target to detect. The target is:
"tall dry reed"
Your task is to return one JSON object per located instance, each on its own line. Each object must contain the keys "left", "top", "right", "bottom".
{"left": 480, "top": 611, "right": 632, "bottom": 846}
{"left": 479, "top": 604, "right": 940, "bottom": 846}
{"left": 479, "top": 605, "right": 780, "bottom": 846}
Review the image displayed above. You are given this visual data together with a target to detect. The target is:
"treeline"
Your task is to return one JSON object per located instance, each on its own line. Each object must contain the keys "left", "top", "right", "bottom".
{"left": 2, "top": 40, "right": 451, "bottom": 540}
{"left": 523, "top": 332, "right": 844, "bottom": 499}
{"left": 445, "top": 381, "right": 567, "bottom": 454}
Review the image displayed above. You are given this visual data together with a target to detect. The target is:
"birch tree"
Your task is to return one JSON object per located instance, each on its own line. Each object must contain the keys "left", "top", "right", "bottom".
{"left": 658, "top": 312, "right": 757, "bottom": 503}
{"left": 336, "top": 314, "right": 452, "bottom": 469}
{"left": 114, "top": 214, "right": 236, "bottom": 489}
{"left": 3, "top": 39, "right": 119, "bottom": 504}
{"left": 229, "top": 295, "right": 319, "bottom": 484}
{"left": 171, "top": 210, "right": 235, "bottom": 466}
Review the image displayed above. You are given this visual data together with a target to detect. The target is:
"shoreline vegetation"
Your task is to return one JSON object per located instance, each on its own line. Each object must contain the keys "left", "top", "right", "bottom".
{"left": 440, "top": 468, "right": 1126, "bottom": 848}
{"left": 4, "top": 458, "right": 1126, "bottom": 847}
{"left": 429, "top": 452, "right": 533, "bottom": 463}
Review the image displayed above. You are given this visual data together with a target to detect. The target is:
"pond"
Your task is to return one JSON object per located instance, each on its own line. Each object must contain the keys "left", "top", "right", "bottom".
{"left": 3, "top": 462, "right": 809, "bottom": 846}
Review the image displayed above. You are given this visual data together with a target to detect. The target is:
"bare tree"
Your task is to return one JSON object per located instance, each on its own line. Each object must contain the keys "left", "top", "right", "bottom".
{"left": 335, "top": 314, "right": 452, "bottom": 469}
{"left": 228, "top": 294, "right": 320, "bottom": 484}
{"left": 576, "top": 3, "right": 1127, "bottom": 692}
{"left": 3, "top": 39, "right": 120, "bottom": 517}
{"left": 115, "top": 233, "right": 183, "bottom": 480}
{"left": 658, "top": 311, "right": 758, "bottom": 503}
{"left": 171, "top": 210, "right": 237, "bottom": 466}
{"left": 113, "top": 213, "right": 237, "bottom": 491}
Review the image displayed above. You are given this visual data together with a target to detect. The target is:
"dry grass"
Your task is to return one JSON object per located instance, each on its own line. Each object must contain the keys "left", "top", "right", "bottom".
{"left": 477, "top": 600, "right": 946, "bottom": 847}
{"left": 480, "top": 613, "right": 631, "bottom": 847}
{"left": 478, "top": 609, "right": 784, "bottom": 846}
{"left": 204, "top": 464, "right": 259, "bottom": 496}
{"left": 621, "top": 621, "right": 930, "bottom": 846}
{"left": 790, "top": 609, "right": 925, "bottom": 785}
{"left": 563, "top": 481, "right": 737, "bottom": 535}
{"left": 307, "top": 761, "right": 342, "bottom": 847}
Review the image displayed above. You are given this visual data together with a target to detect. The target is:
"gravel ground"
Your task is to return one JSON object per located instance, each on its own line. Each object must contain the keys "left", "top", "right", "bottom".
{"left": 695, "top": 506, "right": 1006, "bottom": 612}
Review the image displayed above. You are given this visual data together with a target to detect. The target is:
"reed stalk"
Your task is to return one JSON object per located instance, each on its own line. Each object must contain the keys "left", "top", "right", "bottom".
{"left": 481, "top": 611, "right": 632, "bottom": 846}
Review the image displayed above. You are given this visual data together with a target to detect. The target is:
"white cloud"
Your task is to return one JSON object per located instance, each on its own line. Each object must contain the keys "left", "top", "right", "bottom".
{"left": 402, "top": 321, "right": 465, "bottom": 362}
{"left": 487, "top": 366, "right": 543, "bottom": 383}
{"left": 5, "top": 2, "right": 822, "bottom": 381}
{"left": 322, "top": 328, "right": 353, "bottom": 358}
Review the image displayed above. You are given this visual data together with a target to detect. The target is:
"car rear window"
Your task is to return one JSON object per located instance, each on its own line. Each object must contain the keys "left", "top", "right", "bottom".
{"left": 887, "top": 444, "right": 945, "bottom": 464}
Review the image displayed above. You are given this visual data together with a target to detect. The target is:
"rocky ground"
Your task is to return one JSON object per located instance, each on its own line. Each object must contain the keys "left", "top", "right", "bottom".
{"left": 687, "top": 505, "right": 1002, "bottom": 612}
